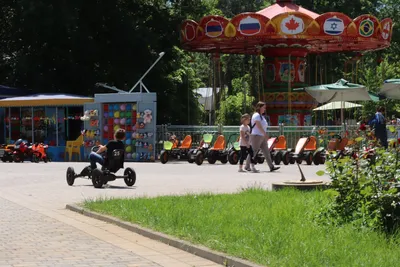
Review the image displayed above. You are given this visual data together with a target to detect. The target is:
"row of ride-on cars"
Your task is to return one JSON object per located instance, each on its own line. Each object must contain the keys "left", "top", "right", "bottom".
{"left": 0, "top": 139, "right": 50, "bottom": 163}
{"left": 159, "top": 133, "right": 337, "bottom": 166}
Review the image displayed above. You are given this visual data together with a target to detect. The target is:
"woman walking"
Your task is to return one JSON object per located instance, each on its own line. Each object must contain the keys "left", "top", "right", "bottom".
{"left": 246, "top": 101, "right": 280, "bottom": 172}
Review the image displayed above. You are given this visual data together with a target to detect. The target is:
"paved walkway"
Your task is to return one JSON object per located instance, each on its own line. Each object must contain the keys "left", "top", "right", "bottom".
{"left": 0, "top": 161, "right": 327, "bottom": 266}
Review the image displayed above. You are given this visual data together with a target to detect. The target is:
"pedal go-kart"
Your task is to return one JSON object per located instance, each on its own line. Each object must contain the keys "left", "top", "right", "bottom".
{"left": 289, "top": 136, "right": 325, "bottom": 165}
{"left": 324, "top": 135, "right": 350, "bottom": 160}
{"left": 160, "top": 135, "right": 192, "bottom": 164}
{"left": 227, "top": 135, "right": 240, "bottom": 165}
{"left": 188, "top": 133, "right": 213, "bottom": 165}
{"left": 66, "top": 146, "right": 136, "bottom": 188}
{"left": 0, "top": 144, "right": 15, "bottom": 162}
{"left": 207, "top": 135, "right": 228, "bottom": 164}
{"left": 270, "top": 135, "right": 292, "bottom": 165}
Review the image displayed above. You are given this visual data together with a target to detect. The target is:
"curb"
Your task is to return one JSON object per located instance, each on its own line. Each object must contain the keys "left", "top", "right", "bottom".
{"left": 66, "top": 204, "right": 265, "bottom": 267}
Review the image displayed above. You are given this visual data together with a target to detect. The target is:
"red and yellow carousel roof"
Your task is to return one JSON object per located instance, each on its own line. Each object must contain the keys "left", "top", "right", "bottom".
{"left": 180, "top": 0, "right": 393, "bottom": 54}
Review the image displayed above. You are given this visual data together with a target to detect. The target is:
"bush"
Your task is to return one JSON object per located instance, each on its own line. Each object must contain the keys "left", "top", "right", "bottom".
{"left": 319, "top": 129, "right": 400, "bottom": 234}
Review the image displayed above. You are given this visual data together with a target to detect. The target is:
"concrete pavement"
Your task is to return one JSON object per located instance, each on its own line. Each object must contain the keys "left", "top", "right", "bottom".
{"left": 0, "top": 161, "right": 327, "bottom": 266}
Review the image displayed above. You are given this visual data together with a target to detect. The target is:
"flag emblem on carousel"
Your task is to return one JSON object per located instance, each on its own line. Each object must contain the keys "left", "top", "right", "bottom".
{"left": 239, "top": 16, "right": 261, "bottom": 36}
{"left": 323, "top": 17, "right": 344, "bottom": 35}
{"left": 359, "top": 19, "right": 374, "bottom": 37}
{"left": 280, "top": 15, "right": 304, "bottom": 35}
{"left": 185, "top": 23, "right": 196, "bottom": 41}
{"left": 205, "top": 19, "right": 223, "bottom": 38}
{"left": 382, "top": 21, "right": 391, "bottom": 40}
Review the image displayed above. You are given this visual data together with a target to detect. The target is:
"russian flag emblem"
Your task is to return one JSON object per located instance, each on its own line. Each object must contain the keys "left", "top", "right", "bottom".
{"left": 239, "top": 16, "right": 261, "bottom": 36}
{"left": 206, "top": 19, "right": 223, "bottom": 38}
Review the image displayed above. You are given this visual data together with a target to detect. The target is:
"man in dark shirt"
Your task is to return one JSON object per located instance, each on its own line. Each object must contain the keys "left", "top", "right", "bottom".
{"left": 89, "top": 129, "right": 126, "bottom": 170}
{"left": 369, "top": 106, "right": 388, "bottom": 149}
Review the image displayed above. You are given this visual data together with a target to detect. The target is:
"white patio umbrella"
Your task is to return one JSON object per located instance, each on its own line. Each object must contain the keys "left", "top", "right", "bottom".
{"left": 313, "top": 101, "right": 362, "bottom": 111}
{"left": 380, "top": 79, "right": 400, "bottom": 99}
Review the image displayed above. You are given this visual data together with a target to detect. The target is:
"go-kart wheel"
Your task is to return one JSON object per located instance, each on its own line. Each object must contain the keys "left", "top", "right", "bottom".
{"left": 13, "top": 154, "right": 21, "bottom": 163}
{"left": 91, "top": 169, "right": 104, "bottom": 188}
{"left": 195, "top": 151, "right": 204, "bottom": 165}
{"left": 257, "top": 157, "right": 265, "bottom": 164}
{"left": 220, "top": 155, "right": 228, "bottom": 164}
{"left": 188, "top": 158, "right": 194, "bottom": 163}
{"left": 274, "top": 153, "right": 282, "bottom": 165}
{"left": 313, "top": 152, "right": 321, "bottom": 165}
{"left": 282, "top": 152, "right": 290, "bottom": 165}
{"left": 228, "top": 151, "right": 239, "bottom": 165}
{"left": 160, "top": 151, "right": 169, "bottom": 164}
{"left": 296, "top": 158, "right": 302, "bottom": 164}
{"left": 124, "top": 168, "right": 136, "bottom": 186}
{"left": 32, "top": 155, "right": 39, "bottom": 163}
{"left": 1, "top": 157, "right": 6, "bottom": 162}
{"left": 207, "top": 155, "right": 217, "bottom": 164}
{"left": 305, "top": 153, "right": 313, "bottom": 165}
{"left": 66, "top": 167, "right": 76, "bottom": 186}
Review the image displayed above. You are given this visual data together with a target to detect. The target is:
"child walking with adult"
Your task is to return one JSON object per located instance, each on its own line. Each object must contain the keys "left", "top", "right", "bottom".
{"left": 238, "top": 114, "right": 257, "bottom": 173}
{"left": 245, "top": 101, "right": 280, "bottom": 172}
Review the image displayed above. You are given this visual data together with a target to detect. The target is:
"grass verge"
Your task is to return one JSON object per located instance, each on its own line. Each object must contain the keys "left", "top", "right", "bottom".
{"left": 83, "top": 188, "right": 400, "bottom": 267}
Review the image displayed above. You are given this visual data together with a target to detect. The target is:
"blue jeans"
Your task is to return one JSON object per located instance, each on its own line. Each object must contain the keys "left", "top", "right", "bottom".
{"left": 89, "top": 152, "right": 104, "bottom": 169}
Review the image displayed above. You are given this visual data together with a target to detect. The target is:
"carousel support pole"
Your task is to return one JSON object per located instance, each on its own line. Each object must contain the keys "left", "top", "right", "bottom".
{"left": 260, "top": 54, "right": 265, "bottom": 101}
{"left": 288, "top": 54, "right": 292, "bottom": 119}
{"left": 315, "top": 55, "right": 318, "bottom": 85}
{"left": 56, "top": 107, "right": 59, "bottom": 147}
{"left": 8, "top": 107, "right": 11, "bottom": 142}
{"left": 31, "top": 107, "right": 34, "bottom": 143}
{"left": 66, "top": 106, "right": 69, "bottom": 140}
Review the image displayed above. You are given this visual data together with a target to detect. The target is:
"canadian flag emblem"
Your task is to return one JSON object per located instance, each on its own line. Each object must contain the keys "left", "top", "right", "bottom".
{"left": 281, "top": 15, "right": 304, "bottom": 35}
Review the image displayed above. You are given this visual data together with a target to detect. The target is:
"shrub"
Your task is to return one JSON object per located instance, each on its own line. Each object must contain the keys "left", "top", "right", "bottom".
{"left": 319, "top": 128, "right": 400, "bottom": 234}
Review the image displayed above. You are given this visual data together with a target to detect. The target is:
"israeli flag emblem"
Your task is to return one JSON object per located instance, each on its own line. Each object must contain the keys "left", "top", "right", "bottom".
{"left": 324, "top": 17, "right": 344, "bottom": 35}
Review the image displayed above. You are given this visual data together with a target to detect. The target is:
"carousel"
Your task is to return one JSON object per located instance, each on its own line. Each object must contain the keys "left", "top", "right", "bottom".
{"left": 180, "top": 0, "right": 393, "bottom": 126}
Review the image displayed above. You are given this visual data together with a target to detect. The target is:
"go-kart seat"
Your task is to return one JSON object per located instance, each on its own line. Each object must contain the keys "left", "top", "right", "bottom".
{"left": 336, "top": 137, "right": 348, "bottom": 151}
{"left": 179, "top": 135, "right": 192, "bottom": 149}
{"left": 210, "top": 135, "right": 226, "bottom": 151}
{"left": 103, "top": 149, "right": 125, "bottom": 173}
{"left": 304, "top": 136, "right": 317, "bottom": 151}
{"left": 274, "top": 135, "right": 287, "bottom": 150}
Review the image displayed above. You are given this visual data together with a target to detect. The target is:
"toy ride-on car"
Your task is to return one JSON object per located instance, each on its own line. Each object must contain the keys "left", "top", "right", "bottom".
{"left": 324, "top": 135, "right": 350, "bottom": 161}
{"left": 0, "top": 144, "right": 15, "bottom": 162}
{"left": 188, "top": 133, "right": 213, "bottom": 165}
{"left": 207, "top": 135, "right": 228, "bottom": 164}
{"left": 66, "top": 146, "right": 136, "bottom": 188}
{"left": 160, "top": 135, "right": 192, "bottom": 164}
{"left": 289, "top": 136, "right": 325, "bottom": 165}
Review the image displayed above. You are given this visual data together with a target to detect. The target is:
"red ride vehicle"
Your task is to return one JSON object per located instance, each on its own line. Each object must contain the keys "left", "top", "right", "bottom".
{"left": 31, "top": 143, "right": 49, "bottom": 163}
{"left": 13, "top": 139, "right": 32, "bottom": 162}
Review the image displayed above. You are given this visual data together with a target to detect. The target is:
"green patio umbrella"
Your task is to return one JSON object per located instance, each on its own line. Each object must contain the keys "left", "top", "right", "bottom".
{"left": 296, "top": 79, "right": 377, "bottom": 124}
{"left": 380, "top": 79, "right": 400, "bottom": 99}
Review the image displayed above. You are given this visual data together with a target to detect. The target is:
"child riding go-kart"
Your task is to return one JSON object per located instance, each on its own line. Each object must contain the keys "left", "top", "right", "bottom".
{"left": 31, "top": 143, "right": 50, "bottom": 163}
{"left": 0, "top": 143, "right": 15, "bottom": 162}
{"left": 66, "top": 129, "right": 136, "bottom": 188}
{"left": 160, "top": 134, "right": 192, "bottom": 164}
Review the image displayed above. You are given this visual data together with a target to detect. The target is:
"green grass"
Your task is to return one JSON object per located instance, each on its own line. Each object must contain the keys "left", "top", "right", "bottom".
{"left": 83, "top": 188, "right": 400, "bottom": 267}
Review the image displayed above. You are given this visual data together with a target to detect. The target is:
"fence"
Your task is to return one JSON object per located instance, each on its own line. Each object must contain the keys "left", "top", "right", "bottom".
{"left": 155, "top": 124, "right": 355, "bottom": 156}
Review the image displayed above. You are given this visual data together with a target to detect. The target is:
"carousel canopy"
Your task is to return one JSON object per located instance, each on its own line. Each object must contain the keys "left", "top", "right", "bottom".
{"left": 181, "top": 0, "right": 393, "bottom": 54}
{"left": 313, "top": 101, "right": 362, "bottom": 111}
{"left": 0, "top": 94, "right": 94, "bottom": 107}
{"left": 379, "top": 79, "right": 400, "bottom": 99}
{"left": 0, "top": 85, "right": 27, "bottom": 99}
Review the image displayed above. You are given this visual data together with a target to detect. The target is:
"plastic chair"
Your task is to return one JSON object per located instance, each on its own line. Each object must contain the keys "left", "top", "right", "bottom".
{"left": 65, "top": 135, "right": 83, "bottom": 161}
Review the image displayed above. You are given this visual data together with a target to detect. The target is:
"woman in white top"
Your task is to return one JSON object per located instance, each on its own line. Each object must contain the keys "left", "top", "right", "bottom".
{"left": 246, "top": 101, "right": 280, "bottom": 172}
